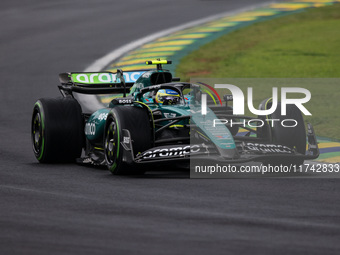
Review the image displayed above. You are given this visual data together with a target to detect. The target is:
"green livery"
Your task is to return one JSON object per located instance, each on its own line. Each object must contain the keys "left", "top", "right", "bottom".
{"left": 31, "top": 60, "right": 319, "bottom": 175}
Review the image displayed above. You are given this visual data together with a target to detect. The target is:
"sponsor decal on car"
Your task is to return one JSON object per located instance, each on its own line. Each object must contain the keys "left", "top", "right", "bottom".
{"left": 111, "top": 98, "right": 134, "bottom": 105}
{"left": 164, "top": 112, "right": 177, "bottom": 118}
{"left": 98, "top": 113, "right": 108, "bottom": 121}
{"left": 71, "top": 71, "right": 144, "bottom": 84}
{"left": 244, "top": 142, "right": 293, "bottom": 154}
{"left": 142, "top": 145, "right": 201, "bottom": 159}
{"left": 85, "top": 123, "right": 96, "bottom": 136}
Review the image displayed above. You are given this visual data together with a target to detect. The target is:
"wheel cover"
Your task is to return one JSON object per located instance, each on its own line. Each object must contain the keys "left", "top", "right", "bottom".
{"left": 105, "top": 121, "right": 118, "bottom": 166}
{"left": 32, "top": 110, "right": 43, "bottom": 156}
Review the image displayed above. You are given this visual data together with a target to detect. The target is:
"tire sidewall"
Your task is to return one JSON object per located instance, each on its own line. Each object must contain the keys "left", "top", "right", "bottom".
{"left": 31, "top": 98, "right": 84, "bottom": 163}
{"left": 104, "top": 112, "right": 123, "bottom": 174}
{"left": 271, "top": 103, "right": 306, "bottom": 154}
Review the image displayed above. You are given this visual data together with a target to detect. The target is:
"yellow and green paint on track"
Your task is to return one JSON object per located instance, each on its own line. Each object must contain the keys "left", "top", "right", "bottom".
{"left": 107, "top": 0, "right": 340, "bottom": 73}
{"left": 104, "top": 0, "right": 340, "bottom": 163}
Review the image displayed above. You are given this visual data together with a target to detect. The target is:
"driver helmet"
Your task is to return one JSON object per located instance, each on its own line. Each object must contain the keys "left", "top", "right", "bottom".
{"left": 155, "top": 89, "right": 180, "bottom": 105}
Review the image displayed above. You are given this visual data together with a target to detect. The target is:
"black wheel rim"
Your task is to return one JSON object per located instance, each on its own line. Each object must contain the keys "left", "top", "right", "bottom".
{"left": 32, "top": 110, "right": 43, "bottom": 155}
{"left": 105, "top": 120, "right": 118, "bottom": 166}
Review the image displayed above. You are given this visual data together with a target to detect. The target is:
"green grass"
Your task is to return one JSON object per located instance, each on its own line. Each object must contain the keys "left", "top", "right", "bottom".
{"left": 176, "top": 4, "right": 340, "bottom": 140}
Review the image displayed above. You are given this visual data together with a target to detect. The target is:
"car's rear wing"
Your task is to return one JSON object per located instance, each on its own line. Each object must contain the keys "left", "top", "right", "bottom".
{"left": 58, "top": 70, "right": 149, "bottom": 96}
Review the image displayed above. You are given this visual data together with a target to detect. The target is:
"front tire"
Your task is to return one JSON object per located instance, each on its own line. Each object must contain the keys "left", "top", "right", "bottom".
{"left": 104, "top": 106, "right": 153, "bottom": 175}
{"left": 264, "top": 103, "right": 306, "bottom": 166}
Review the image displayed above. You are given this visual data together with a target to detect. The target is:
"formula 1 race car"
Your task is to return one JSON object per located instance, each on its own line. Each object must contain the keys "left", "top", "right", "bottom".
{"left": 31, "top": 60, "right": 319, "bottom": 174}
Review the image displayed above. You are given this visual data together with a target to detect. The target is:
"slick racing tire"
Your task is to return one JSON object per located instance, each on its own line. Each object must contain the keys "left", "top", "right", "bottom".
{"left": 104, "top": 106, "right": 153, "bottom": 175}
{"left": 31, "top": 98, "right": 84, "bottom": 163}
{"left": 264, "top": 102, "right": 306, "bottom": 167}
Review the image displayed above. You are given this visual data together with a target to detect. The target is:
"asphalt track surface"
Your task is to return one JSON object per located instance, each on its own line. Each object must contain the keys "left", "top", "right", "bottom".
{"left": 1, "top": 1, "right": 340, "bottom": 254}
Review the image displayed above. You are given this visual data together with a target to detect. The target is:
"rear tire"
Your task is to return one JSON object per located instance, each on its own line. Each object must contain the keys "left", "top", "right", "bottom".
{"left": 31, "top": 98, "right": 84, "bottom": 163}
{"left": 104, "top": 106, "right": 153, "bottom": 175}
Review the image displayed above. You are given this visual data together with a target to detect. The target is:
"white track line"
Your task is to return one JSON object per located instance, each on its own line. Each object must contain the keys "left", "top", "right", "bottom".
{"left": 84, "top": 1, "right": 274, "bottom": 72}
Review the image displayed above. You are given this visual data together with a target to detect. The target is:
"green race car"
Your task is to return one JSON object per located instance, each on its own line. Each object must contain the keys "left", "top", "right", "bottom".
{"left": 31, "top": 60, "right": 319, "bottom": 174}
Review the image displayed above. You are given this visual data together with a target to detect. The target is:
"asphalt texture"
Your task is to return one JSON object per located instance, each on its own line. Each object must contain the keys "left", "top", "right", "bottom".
{"left": 1, "top": 0, "right": 340, "bottom": 254}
